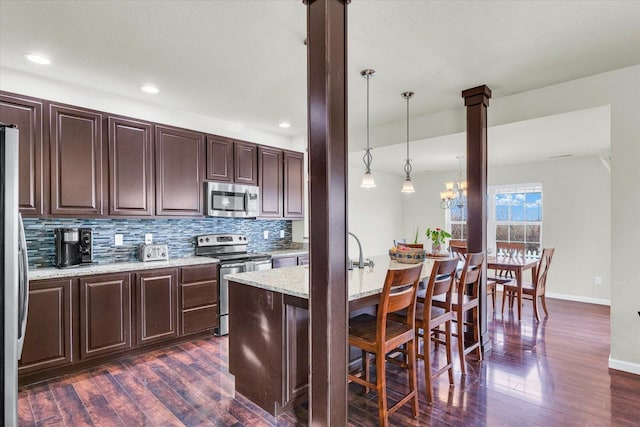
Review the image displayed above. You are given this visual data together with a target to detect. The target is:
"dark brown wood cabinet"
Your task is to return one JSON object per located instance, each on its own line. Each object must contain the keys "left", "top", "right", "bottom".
{"left": 79, "top": 273, "right": 132, "bottom": 359}
{"left": 0, "top": 92, "right": 46, "bottom": 216}
{"left": 107, "top": 116, "right": 154, "bottom": 216}
{"left": 49, "top": 104, "right": 104, "bottom": 216}
{"left": 135, "top": 269, "right": 178, "bottom": 346}
{"left": 179, "top": 264, "right": 218, "bottom": 335}
{"left": 234, "top": 140, "right": 258, "bottom": 185}
{"left": 155, "top": 125, "right": 204, "bottom": 216}
{"left": 259, "top": 146, "right": 283, "bottom": 217}
{"left": 206, "top": 135, "right": 234, "bottom": 182}
{"left": 284, "top": 151, "right": 304, "bottom": 218}
{"left": 19, "top": 278, "right": 73, "bottom": 374}
{"left": 206, "top": 136, "right": 258, "bottom": 185}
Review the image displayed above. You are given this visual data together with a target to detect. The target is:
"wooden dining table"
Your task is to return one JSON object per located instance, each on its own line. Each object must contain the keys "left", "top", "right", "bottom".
{"left": 487, "top": 255, "right": 539, "bottom": 321}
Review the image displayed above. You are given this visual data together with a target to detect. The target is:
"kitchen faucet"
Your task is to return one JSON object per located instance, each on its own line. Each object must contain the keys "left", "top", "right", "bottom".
{"left": 348, "top": 232, "right": 374, "bottom": 270}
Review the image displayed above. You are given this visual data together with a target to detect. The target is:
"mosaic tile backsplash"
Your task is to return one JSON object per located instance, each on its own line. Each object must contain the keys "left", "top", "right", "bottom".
{"left": 24, "top": 218, "right": 294, "bottom": 269}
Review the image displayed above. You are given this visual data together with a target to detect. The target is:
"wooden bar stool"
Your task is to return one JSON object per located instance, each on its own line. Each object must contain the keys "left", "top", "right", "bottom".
{"left": 348, "top": 264, "right": 423, "bottom": 427}
{"left": 433, "top": 252, "right": 484, "bottom": 374}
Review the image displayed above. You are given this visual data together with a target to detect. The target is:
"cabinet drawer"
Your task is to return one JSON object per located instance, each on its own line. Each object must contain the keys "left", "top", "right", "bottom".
{"left": 181, "top": 305, "right": 217, "bottom": 335}
{"left": 181, "top": 281, "right": 217, "bottom": 309}
{"left": 181, "top": 264, "right": 218, "bottom": 284}
{"left": 273, "top": 256, "right": 297, "bottom": 269}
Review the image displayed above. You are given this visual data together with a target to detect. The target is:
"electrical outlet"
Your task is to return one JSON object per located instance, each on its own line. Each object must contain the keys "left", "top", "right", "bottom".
{"left": 280, "top": 230, "right": 285, "bottom": 238}
{"left": 263, "top": 230, "right": 269, "bottom": 239}
{"left": 145, "top": 233, "right": 153, "bottom": 244}
{"left": 115, "top": 234, "right": 123, "bottom": 246}
{"left": 594, "top": 276, "right": 602, "bottom": 285}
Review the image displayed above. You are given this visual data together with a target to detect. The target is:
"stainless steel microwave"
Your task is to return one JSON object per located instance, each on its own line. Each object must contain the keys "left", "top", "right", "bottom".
{"left": 205, "top": 182, "right": 260, "bottom": 217}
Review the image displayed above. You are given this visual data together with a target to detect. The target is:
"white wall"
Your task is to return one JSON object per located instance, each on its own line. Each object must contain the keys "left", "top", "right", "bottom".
{"left": 347, "top": 167, "right": 403, "bottom": 259}
{"left": 402, "top": 155, "right": 612, "bottom": 304}
{"left": 0, "top": 67, "right": 297, "bottom": 151}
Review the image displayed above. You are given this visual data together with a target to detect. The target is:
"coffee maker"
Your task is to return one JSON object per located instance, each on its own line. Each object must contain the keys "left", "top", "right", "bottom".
{"left": 54, "top": 228, "right": 93, "bottom": 267}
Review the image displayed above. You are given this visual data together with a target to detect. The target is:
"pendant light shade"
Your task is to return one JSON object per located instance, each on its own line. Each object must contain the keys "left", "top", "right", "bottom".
{"left": 400, "top": 91, "right": 415, "bottom": 193}
{"left": 360, "top": 69, "right": 376, "bottom": 188}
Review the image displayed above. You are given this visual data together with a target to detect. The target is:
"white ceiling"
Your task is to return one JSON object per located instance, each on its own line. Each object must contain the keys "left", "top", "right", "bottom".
{"left": 0, "top": 0, "right": 638, "bottom": 161}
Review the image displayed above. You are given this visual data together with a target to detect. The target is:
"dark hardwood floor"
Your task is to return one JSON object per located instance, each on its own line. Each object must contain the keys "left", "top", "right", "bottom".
{"left": 18, "top": 296, "right": 640, "bottom": 426}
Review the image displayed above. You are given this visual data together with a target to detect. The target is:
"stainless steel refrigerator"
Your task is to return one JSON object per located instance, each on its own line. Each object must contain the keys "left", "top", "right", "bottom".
{"left": 1, "top": 123, "right": 29, "bottom": 426}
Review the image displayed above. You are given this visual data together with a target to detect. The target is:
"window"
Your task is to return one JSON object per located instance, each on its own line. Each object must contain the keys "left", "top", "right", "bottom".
{"left": 446, "top": 183, "right": 543, "bottom": 255}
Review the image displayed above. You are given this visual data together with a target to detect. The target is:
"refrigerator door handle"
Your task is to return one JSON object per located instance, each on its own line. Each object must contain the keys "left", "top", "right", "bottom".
{"left": 17, "top": 213, "right": 29, "bottom": 357}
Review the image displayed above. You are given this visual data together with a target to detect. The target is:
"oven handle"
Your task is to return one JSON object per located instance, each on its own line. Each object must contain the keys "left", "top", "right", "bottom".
{"left": 220, "top": 262, "right": 247, "bottom": 270}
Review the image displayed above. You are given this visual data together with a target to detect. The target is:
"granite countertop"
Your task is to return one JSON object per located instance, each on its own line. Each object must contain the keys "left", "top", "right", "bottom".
{"left": 269, "top": 249, "right": 309, "bottom": 257}
{"left": 225, "top": 254, "right": 438, "bottom": 301}
{"left": 29, "top": 257, "right": 219, "bottom": 281}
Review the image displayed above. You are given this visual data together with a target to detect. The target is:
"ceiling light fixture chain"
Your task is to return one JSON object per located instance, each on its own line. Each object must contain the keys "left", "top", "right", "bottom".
{"left": 401, "top": 91, "right": 415, "bottom": 193}
{"left": 360, "top": 69, "right": 376, "bottom": 188}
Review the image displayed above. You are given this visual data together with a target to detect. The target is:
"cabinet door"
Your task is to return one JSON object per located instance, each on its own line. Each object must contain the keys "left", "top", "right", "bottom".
{"left": 0, "top": 92, "right": 45, "bottom": 216}
{"left": 284, "top": 303, "right": 309, "bottom": 403}
{"left": 135, "top": 269, "right": 178, "bottom": 346}
{"left": 19, "top": 278, "right": 73, "bottom": 374}
{"left": 155, "top": 125, "right": 204, "bottom": 216}
{"left": 259, "top": 147, "right": 283, "bottom": 217}
{"left": 234, "top": 140, "right": 258, "bottom": 185}
{"left": 206, "top": 135, "right": 233, "bottom": 182}
{"left": 79, "top": 273, "right": 131, "bottom": 359}
{"left": 108, "top": 116, "right": 154, "bottom": 216}
{"left": 49, "top": 104, "right": 103, "bottom": 215}
{"left": 284, "top": 151, "right": 304, "bottom": 219}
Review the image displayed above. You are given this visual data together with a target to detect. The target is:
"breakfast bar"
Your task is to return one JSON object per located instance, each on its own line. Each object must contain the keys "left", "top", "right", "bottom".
{"left": 225, "top": 255, "right": 435, "bottom": 415}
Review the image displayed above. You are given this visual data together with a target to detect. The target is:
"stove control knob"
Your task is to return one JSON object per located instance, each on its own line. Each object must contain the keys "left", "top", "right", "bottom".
{"left": 205, "top": 237, "right": 210, "bottom": 242}
{"left": 161, "top": 253, "right": 166, "bottom": 258}
{"left": 146, "top": 253, "right": 151, "bottom": 258}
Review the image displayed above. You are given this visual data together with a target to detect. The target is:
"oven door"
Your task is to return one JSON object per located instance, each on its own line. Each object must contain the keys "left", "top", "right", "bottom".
{"left": 206, "top": 182, "right": 258, "bottom": 218}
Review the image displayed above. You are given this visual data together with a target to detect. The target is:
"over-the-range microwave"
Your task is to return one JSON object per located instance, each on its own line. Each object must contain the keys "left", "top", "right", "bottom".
{"left": 205, "top": 181, "right": 260, "bottom": 218}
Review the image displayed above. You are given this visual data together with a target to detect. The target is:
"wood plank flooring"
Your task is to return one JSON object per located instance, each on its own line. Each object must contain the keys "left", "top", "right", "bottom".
{"left": 18, "top": 296, "right": 640, "bottom": 426}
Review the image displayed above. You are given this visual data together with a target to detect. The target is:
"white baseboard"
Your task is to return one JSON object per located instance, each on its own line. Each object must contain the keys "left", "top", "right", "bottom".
{"left": 609, "top": 356, "right": 640, "bottom": 376}
{"left": 545, "top": 292, "right": 610, "bottom": 306}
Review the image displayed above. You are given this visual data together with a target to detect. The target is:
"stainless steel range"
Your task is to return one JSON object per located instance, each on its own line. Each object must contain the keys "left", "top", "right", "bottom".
{"left": 195, "top": 233, "right": 271, "bottom": 336}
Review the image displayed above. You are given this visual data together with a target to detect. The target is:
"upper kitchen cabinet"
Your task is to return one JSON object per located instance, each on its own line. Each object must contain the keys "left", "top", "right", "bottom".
{"left": 206, "top": 135, "right": 234, "bottom": 182}
{"left": 234, "top": 140, "right": 258, "bottom": 185}
{"left": 206, "top": 136, "right": 258, "bottom": 185}
{"left": 107, "top": 116, "right": 154, "bottom": 216}
{"left": 155, "top": 125, "right": 205, "bottom": 216}
{"left": 283, "top": 151, "right": 304, "bottom": 219}
{"left": 49, "top": 104, "right": 104, "bottom": 216}
{"left": 258, "top": 146, "right": 283, "bottom": 218}
{"left": 0, "top": 92, "right": 46, "bottom": 216}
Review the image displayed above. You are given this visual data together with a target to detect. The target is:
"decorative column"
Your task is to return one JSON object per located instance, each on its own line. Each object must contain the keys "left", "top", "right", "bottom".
{"left": 304, "top": 0, "right": 349, "bottom": 425}
{"left": 462, "top": 85, "right": 492, "bottom": 354}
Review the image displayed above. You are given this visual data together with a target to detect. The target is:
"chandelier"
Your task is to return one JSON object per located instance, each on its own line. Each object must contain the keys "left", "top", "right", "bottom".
{"left": 440, "top": 155, "right": 467, "bottom": 209}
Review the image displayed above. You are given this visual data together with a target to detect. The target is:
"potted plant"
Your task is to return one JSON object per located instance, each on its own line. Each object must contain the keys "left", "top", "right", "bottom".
{"left": 425, "top": 227, "right": 451, "bottom": 254}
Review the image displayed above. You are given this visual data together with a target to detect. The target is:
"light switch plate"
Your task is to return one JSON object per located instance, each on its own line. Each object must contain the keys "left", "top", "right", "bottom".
{"left": 145, "top": 233, "right": 153, "bottom": 244}
{"left": 115, "top": 234, "right": 124, "bottom": 246}
{"left": 280, "top": 230, "right": 285, "bottom": 238}
{"left": 263, "top": 230, "right": 269, "bottom": 239}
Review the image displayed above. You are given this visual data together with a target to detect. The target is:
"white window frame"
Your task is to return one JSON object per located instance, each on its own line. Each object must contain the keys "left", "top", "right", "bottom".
{"left": 445, "top": 183, "right": 543, "bottom": 255}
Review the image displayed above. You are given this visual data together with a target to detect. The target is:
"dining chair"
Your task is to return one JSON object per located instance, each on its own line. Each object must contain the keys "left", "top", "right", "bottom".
{"left": 495, "top": 242, "right": 525, "bottom": 278}
{"left": 433, "top": 252, "right": 485, "bottom": 374}
{"left": 348, "top": 264, "right": 423, "bottom": 426}
{"left": 393, "top": 239, "right": 406, "bottom": 246}
{"left": 398, "top": 242, "right": 424, "bottom": 249}
{"left": 449, "top": 244, "right": 467, "bottom": 261}
{"left": 502, "top": 247, "right": 555, "bottom": 322}
{"left": 413, "top": 258, "right": 459, "bottom": 402}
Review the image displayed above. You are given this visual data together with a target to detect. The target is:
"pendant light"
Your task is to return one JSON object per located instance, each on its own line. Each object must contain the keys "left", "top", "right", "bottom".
{"left": 401, "top": 91, "right": 415, "bottom": 193}
{"left": 360, "top": 69, "right": 376, "bottom": 188}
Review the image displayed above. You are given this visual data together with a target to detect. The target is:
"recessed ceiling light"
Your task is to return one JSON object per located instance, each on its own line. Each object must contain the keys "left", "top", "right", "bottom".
{"left": 278, "top": 122, "right": 291, "bottom": 128}
{"left": 141, "top": 85, "right": 159, "bottom": 94}
{"left": 25, "top": 54, "right": 51, "bottom": 65}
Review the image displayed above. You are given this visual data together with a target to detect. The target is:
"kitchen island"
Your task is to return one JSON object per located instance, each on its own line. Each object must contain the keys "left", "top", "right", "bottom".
{"left": 225, "top": 255, "right": 436, "bottom": 415}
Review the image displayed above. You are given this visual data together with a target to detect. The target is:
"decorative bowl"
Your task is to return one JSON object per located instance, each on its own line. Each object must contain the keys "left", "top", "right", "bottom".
{"left": 392, "top": 247, "right": 427, "bottom": 264}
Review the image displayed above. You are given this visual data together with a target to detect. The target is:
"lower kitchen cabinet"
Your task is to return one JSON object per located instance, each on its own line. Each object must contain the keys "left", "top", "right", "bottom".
{"left": 79, "top": 273, "right": 132, "bottom": 359}
{"left": 180, "top": 264, "right": 218, "bottom": 335}
{"left": 135, "top": 269, "right": 179, "bottom": 346}
{"left": 272, "top": 253, "right": 308, "bottom": 269}
{"left": 19, "top": 278, "right": 73, "bottom": 374}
